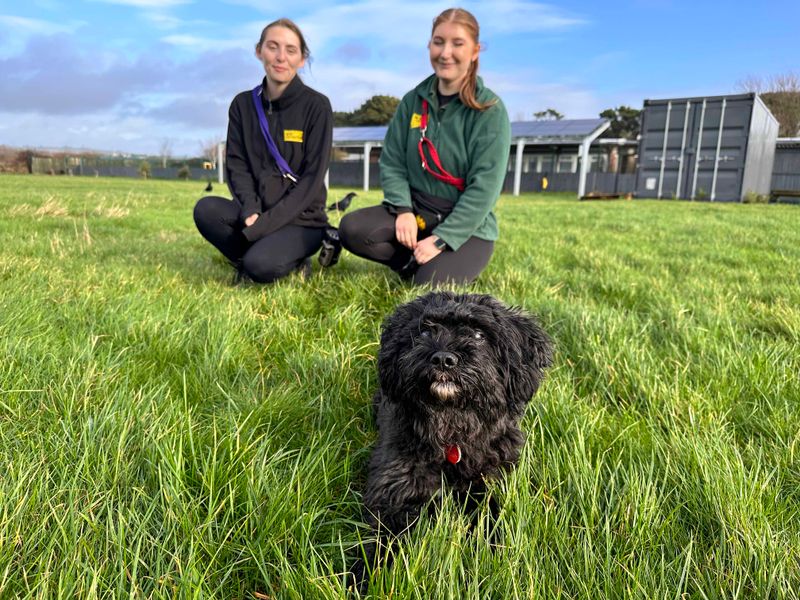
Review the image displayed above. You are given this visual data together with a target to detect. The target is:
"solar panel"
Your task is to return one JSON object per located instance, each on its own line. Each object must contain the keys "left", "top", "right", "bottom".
{"left": 510, "top": 119, "right": 608, "bottom": 140}
{"left": 333, "top": 126, "right": 388, "bottom": 143}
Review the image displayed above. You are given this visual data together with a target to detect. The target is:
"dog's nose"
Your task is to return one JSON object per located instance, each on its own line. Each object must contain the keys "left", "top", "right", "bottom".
{"left": 431, "top": 351, "right": 458, "bottom": 369}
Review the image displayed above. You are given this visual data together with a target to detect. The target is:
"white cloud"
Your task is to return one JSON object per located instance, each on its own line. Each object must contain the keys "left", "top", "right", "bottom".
{"left": 300, "top": 1, "right": 435, "bottom": 51}
{"left": 304, "top": 55, "right": 601, "bottom": 119}
{"left": 297, "top": 1, "right": 585, "bottom": 55}
{"left": 90, "top": 0, "right": 191, "bottom": 7}
{"left": 31, "top": 0, "right": 63, "bottom": 8}
{"left": 0, "top": 1, "right": 593, "bottom": 155}
{"left": 305, "top": 62, "right": 422, "bottom": 111}
{"left": 220, "top": 0, "right": 330, "bottom": 11}
{"left": 476, "top": 1, "right": 586, "bottom": 33}
{"left": 483, "top": 68, "right": 600, "bottom": 120}
{"left": 0, "top": 14, "right": 82, "bottom": 34}
{"left": 160, "top": 34, "right": 246, "bottom": 51}
{"left": 142, "top": 12, "right": 186, "bottom": 30}
{"left": 0, "top": 15, "right": 86, "bottom": 60}
{"left": 0, "top": 109, "right": 221, "bottom": 156}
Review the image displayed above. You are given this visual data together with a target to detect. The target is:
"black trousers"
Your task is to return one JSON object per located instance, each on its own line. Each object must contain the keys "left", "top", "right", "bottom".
{"left": 193, "top": 196, "right": 324, "bottom": 283}
{"left": 339, "top": 205, "right": 494, "bottom": 286}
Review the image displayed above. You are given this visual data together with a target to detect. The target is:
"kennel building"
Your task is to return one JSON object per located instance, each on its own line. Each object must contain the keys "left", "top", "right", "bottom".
{"left": 634, "top": 93, "right": 779, "bottom": 201}
{"left": 330, "top": 119, "right": 618, "bottom": 198}
{"left": 772, "top": 138, "right": 800, "bottom": 197}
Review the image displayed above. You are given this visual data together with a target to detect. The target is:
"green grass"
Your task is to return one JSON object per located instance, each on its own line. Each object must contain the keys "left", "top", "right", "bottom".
{"left": 1, "top": 174, "right": 799, "bottom": 599}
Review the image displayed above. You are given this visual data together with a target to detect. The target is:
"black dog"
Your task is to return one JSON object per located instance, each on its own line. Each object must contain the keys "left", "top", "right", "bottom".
{"left": 352, "top": 291, "right": 553, "bottom": 589}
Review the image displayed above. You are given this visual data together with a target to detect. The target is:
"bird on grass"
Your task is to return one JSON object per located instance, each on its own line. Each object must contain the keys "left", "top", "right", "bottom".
{"left": 327, "top": 191, "right": 356, "bottom": 212}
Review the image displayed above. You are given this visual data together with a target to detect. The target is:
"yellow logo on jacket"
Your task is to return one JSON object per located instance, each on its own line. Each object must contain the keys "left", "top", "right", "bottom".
{"left": 410, "top": 113, "right": 421, "bottom": 129}
{"left": 284, "top": 130, "right": 303, "bottom": 143}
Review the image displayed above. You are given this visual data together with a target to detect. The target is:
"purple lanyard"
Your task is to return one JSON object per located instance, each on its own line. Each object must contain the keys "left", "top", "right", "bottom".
{"left": 251, "top": 85, "right": 297, "bottom": 183}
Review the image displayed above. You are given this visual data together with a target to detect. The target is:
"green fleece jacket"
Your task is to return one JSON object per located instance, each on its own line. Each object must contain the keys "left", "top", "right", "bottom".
{"left": 379, "top": 74, "right": 511, "bottom": 251}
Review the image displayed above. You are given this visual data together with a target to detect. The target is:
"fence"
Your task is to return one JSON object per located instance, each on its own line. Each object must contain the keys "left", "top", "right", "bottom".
{"left": 24, "top": 150, "right": 794, "bottom": 196}
{"left": 327, "top": 162, "right": 637, "bottom": 195}
{"left": 501, "top": 171, "right": 636, "bottom": 195}
{"left": 329, "top": 161, "right": 381, "bottom": 189}
{"left": 74, "top": 166, "right": 216, "bottom": 181}
{"left": 29, "top": 156, "right": 215, "bottom": 181}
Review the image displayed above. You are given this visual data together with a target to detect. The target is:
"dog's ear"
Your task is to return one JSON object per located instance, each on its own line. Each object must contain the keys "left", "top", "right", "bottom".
{"left": 487, "top": 299, "right": 553, "bottom": 414}
{"left": 378, "top": 292, "right": 444, "bottom": 402}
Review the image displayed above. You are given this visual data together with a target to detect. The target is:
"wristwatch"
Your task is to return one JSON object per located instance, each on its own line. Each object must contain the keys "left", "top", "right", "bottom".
{"left": 433, "top": 238, "right": 448, "bottom": 251}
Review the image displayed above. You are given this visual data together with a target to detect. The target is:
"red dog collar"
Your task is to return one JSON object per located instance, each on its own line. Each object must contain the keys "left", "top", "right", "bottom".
{"left": 445, "top": 444, "right": 462, "bottom": 464}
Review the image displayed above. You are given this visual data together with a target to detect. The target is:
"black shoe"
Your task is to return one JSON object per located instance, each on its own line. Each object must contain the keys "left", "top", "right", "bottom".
{"left": 232, "top": 270, "right": 254, "bottom": 285}
{"left": 318, "top": 227, "right": 342, "bottom": 267}
{"left": 397, "top": 257, "right": 419, "bottom": 280}
{"left": 230, "top": 260, "right": 253, "bottom": 285}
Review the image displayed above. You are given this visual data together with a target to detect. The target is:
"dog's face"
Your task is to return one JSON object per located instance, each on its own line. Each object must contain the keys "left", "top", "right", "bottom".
{"left": 378, "top": 292, "right": 553, "bottom": 416}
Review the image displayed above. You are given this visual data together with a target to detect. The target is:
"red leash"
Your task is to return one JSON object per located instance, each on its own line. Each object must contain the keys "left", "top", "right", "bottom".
{"left": 418, "top": 99, "right": 466, "bottom": 192}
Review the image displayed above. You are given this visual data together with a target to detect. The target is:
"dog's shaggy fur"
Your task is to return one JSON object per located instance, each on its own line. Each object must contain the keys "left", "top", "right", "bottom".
{"left": 354, "top": 291, "right": 553, "bottom": 585}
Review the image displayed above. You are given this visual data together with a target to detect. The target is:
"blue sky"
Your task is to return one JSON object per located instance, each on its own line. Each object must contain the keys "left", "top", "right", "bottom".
{"left": 0, "top": 0, "right": 796, "bottom": 157}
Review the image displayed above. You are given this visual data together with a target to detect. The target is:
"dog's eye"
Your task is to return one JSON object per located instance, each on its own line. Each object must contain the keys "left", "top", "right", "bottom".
{"left": 473, "top": 330, "right": 484, "bottom": 341}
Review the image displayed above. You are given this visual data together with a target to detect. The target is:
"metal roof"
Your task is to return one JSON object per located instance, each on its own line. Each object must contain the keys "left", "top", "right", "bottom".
{"left": 643, "top": 92, "right": 757, "bottom": 105}
{"left": 510, "top": 119, "right": 608, "bottom": 143}
{"left": 776, "top": 137, "right": 800, "bottom": 148}
{"left": 333, "top": 118, "right": 610, "bottom": 146}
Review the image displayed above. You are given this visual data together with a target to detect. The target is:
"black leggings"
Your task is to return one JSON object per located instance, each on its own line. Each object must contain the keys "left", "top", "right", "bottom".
{"left": 193, "top": 195, "right": 324, "bottom": 283}
{"left": 339, "top": 205, "right": 494, "bottom": 286}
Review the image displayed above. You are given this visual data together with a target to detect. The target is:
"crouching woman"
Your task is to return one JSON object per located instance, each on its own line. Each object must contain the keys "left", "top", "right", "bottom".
{"left": 194, "top": 18, "right": 333, "bottom": 283}
{"left": 339, "top": 8, "right": 511, "bottom": 286}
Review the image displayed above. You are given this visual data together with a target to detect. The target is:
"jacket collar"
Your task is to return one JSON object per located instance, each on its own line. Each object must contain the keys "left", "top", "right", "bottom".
{"left": 415, "top": 73, "right": 489, "bottom": 110}
{"left": 260, "top": 74, "right": 305, "bottom": 110}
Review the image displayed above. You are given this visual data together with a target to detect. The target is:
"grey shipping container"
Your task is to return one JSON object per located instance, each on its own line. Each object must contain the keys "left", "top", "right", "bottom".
{"left": 635, "top": 93, "right": 779, "bottom": 201}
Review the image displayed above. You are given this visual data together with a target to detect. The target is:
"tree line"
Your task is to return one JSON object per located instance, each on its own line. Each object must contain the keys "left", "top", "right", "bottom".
{"left": 737, "top": 72, "right": 800, "bottom": 137}
{"left": 334, "top": 95, "right": 401, "bottom": 126}
{"left": 334, "top": 95, "right": 643, "bottom": 139}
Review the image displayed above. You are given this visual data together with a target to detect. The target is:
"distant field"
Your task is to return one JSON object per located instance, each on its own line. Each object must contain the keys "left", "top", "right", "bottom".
{"left": 1, "top": 174, "right": 799, "bottom": 598}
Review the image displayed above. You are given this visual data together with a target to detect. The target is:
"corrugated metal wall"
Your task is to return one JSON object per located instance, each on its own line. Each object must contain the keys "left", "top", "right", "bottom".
{"left": 742, "top": 96, "right": 779, "bottom": 196}
{"left": 772, "top": 145, "right": 800, "bottom": 191}
{"left": 635, "top": 93, "right": 779, "bottom": 201}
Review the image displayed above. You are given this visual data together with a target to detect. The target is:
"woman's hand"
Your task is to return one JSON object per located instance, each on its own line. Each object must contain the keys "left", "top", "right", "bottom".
{"left": 395, "top": 212, "right": 418, "bottom": 250}
{"left": 413, "top": 236, "right": 444, "bottom": 265}
{"left": 244, "top": 213, "right": 259, "bottom": 227}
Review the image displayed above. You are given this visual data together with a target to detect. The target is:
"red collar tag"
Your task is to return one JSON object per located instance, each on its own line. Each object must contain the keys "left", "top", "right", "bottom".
{"left": 445, "top": 444, "right": 461, "bottom": 464}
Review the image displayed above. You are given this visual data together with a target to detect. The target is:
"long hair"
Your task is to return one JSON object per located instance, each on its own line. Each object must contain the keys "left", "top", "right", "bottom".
{"left": 255, "top": 18, "right": 311, "bottom": 62}
{"left": 431, "top": 8, "right": 495, "bottom": 111}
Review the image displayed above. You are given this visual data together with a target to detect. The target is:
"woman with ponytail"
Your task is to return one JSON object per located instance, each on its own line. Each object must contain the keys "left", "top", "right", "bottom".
{"left": 339, "top": 8, "right": 511, "bottom": 286}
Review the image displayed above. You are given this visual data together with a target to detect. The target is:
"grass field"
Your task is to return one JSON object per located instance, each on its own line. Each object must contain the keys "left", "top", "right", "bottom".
{"left": 1, "top": 174, "right": 799, "bottom": 599}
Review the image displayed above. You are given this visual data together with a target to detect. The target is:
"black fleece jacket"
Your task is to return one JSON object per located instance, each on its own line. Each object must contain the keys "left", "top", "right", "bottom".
{"left": 225, "top": 75, "right": 333, "bottom": 242}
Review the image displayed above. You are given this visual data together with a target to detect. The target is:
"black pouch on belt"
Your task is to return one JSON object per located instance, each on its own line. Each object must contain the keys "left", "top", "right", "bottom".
{"left": 383, "top": 188, "right": 455, "bottom": 238}
{"left": 410, "top": 188, "right": 454, "bottom": 235}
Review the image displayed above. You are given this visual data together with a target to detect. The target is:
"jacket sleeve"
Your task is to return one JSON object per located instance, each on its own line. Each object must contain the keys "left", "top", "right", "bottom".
{"left": 225, "top": 97, "right": 260, "bottom": 223}
{"left": 379, "top": 93, "right": 414, "bottom": 209}
{"left": 432, "top": 101, "right": 511, "bottom": 251}
{"left": 242, "top": 96, "right": 333, "bottom": 241}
